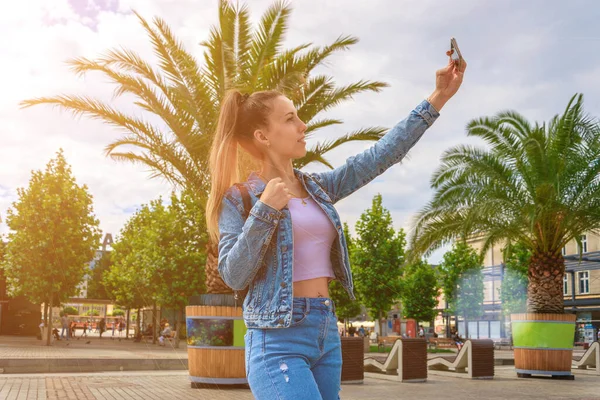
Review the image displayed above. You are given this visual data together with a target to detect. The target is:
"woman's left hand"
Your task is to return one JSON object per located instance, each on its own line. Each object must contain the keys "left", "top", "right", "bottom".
{"left": 428, "top": 51, "right": 467, "bottom": 111}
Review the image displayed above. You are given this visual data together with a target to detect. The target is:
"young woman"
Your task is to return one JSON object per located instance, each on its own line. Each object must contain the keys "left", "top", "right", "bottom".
{"left": 207, "top": 52, "right": 466, "bottom": 399}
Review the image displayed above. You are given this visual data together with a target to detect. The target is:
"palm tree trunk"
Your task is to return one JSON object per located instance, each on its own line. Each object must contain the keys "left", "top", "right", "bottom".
{"left": 205, "top": 241, "right": 232, "bottom": 294}
{"left": 527, "top": 252, "right": 565, "bottom": 314}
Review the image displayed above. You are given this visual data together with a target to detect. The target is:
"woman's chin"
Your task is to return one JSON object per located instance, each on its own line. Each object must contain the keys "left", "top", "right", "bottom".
{"left": 291, "top": 148, "right": 307, "bottom": 159}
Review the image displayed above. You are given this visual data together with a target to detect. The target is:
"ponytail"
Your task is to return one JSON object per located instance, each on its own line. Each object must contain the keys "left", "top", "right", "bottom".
{"left": 206, "top": 89, "right": 283, "bottom": 243}
{"left": 206, "top": 91, "right": 245, "bottom": 243}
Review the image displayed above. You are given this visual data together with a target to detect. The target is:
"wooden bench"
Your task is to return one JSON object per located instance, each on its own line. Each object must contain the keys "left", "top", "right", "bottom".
{"left": 493, "top": 339, "right": 513, "bottom": 350}
{"left": 574, "top": 341, "right": 590, "bottom": 350}
{"left": 572, "top": 342, "right": 599, "bottom": 375}
{"left": 166, "top": 330, "right": 178, "bottom": 344}
{"left": 428, "top": 339, "right": 495, "bottom": 379}
{"left": 429, "top": 337, "right": 456, "bottom": 349}
{"left": 378, "top": 336, "right": 401, "bottom": 350}
{"left": 365, "top": 338, "right": 427, "bottom": 382}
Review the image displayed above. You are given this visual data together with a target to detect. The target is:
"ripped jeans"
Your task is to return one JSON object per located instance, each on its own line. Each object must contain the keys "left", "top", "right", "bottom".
{"left": 245, "top": 297, "right": 342, "bottom": 400}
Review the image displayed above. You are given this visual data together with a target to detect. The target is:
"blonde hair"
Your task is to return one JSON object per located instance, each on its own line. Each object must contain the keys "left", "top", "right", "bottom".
{"left": 206, "top": 89, "right": 282, "bottom": 243}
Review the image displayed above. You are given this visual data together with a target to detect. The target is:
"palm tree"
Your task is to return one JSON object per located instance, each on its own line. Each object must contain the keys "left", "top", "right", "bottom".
{"left": 22, "top": 1, "right": 388, "bottom": 295}
{"left": 410, "top": 94, "right": 600, "bottom": 314}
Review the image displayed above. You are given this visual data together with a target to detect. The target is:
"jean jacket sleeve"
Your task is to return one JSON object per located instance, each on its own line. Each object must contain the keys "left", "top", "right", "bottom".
{"left": 308, "top": 100, "right": 439, "bottom": 203}
{"left": 217, "top": 194, "right": 282, "bottom": 290}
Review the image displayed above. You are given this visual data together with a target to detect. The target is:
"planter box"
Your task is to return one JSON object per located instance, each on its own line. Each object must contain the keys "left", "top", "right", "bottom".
{"left": 186, "top": 304, "right": 247, "bottom": 388}
{"left": 511, "top": 313, "right": 576, "bottom": 379}
{"left": 341, "top": 336, "right": 364, "bottom": 384}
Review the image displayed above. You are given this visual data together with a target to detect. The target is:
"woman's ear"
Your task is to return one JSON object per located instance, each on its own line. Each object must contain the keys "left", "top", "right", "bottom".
{"left": 253, "top": 129, "right": 270, "bottom": 148}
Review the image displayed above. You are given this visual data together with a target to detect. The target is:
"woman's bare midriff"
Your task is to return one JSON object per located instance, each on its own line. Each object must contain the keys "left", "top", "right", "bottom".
{"left": 292, "top": 277, "right": 332, "bottom": 298}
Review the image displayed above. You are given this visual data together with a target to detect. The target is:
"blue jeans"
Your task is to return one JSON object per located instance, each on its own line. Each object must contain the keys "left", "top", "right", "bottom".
{"left": 245, "top": 297, "right": 342, "bottom": 400}
{"left": 60, "top": 327, "right": 69, "bottom": 340}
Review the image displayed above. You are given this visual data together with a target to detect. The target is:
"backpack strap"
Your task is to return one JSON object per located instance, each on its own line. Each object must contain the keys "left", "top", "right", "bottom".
{"left": 235, "top": 183, "right": 252, "bottom": 220}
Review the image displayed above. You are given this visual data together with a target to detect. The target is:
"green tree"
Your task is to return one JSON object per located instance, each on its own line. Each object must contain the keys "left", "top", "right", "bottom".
{"left": 438, "top": 241, "right": 484, "bottom": 321}
{"left": 330, "top": 223, "right": 362, "bottom": 325}
{"left": 86, "top": 251, "right": 112, "bottom": 300}
{"left": 83, "top": 309, "right": 100, "bottom": 316}
{"left": 499, "top": 243, "right": 530, "bottom": 317}
{"left": 352, "top": 194, "right": 406, "bottom": 335}
{"left": 21, "top": 1, "right": 388, "bottom": 296}
{"left": 151, "top": 190, "right": 208, "bottom": 332}
{"left": 62, "top": 306, "right": 79, "bottom": 316}
{"left": 2, "top": 150, "right": 102, "bottom": 345}
{"left": 105, "top": 190, "right": 207, "bottom": 340}
{"left": 411, "top": 94, "right": 600, "bottom": 314}
{"left": 104, "top": 207, "right": 156, "bottom": 313}
{"left": 400, "top": 260, "right": 440, "bottom": 326}
{"left": 111, "top": 308, "right": 125, "bottom": 317}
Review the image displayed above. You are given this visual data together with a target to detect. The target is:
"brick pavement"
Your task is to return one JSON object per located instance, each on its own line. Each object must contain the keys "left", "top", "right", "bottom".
{"left": 0, "top": 336, "right": 187, "bottom": 360}
{"left": 1, "top": 368, "right": 600, "bottom": 400}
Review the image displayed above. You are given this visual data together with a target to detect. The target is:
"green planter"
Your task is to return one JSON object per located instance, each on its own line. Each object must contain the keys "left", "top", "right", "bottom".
{"left": 511, "top": 313, "right": 576, "bottom": 379}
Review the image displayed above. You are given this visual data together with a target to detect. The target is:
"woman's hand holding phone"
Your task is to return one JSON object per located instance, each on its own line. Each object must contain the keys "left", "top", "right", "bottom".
{"left": 426, "top": 38, "right": 467, "bottom": 112}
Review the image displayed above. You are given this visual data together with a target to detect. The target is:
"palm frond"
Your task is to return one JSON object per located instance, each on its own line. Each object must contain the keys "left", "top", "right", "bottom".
{"left": 304, "top": 118, "right": 343, "bottom": 135}
{"left": 412, "top": 93, "right": 600, "bottom": 261}
{"left": 23, "top": 4, "right": 390, "bottom": 195}
{"left": 294, "top": 150, "right": 334, "bottom": 169}
{"left": 247, "top": 1, "right": 292, "bottom": 89}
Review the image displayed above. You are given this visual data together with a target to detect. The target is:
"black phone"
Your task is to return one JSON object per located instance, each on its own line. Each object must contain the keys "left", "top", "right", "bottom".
{"left": 450, "top": 37, "right": 463, "bottom": 67}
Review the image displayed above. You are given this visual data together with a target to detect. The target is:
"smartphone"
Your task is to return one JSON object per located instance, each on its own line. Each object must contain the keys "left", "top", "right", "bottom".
{"left": 450, "top": 37, "right": 463, "bottom": 67}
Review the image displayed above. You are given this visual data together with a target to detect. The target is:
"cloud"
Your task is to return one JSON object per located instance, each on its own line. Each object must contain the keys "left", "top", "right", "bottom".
{"left": 1, "top": 0, "right": 599, "bottom": 266}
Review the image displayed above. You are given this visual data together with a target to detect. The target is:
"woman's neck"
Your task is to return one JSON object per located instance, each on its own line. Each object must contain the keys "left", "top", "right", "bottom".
{"left": 259, "top": 160, "right": 295, "bottom": 182}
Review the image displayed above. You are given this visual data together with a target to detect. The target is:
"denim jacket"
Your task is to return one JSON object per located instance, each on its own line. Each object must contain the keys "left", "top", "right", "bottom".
{"left": 218, "top": 100, "right": 439, "bottom": 329}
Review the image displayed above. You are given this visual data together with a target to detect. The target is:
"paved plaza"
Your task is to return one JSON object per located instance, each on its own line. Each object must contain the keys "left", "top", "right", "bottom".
{"left": 1, "top": 368, "right": 600, "bottom": 400}
{"left": 1, "top": 336, "right": 598, "bottom": 399}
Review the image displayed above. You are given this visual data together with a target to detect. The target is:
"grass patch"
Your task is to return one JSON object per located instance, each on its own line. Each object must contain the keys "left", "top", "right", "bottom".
{"left": 369, "top": 345, "right": 392, "bottom": 353}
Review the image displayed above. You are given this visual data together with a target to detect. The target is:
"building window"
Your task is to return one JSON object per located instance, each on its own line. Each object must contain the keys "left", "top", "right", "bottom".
{"left": 564, "top": 274, "right": 568, "bottom": 295}
{"left": 578, "top": 235, "right": 587, "bottom": 254}
{"left": 578, "top": 271, "right": 590, "bottom": 294}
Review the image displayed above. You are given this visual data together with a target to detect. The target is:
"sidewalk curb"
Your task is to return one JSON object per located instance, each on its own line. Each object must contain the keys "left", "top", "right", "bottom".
{"left": 0, "top": 358, "right": 189, "bottom": 374}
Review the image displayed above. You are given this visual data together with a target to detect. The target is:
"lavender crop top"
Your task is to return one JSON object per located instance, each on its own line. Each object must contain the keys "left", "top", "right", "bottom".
{"left": 288, "top": 196, "right": 336, "bottom": 282}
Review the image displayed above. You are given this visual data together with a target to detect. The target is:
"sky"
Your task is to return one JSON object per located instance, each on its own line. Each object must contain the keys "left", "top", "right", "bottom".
{"left": 1, "top": 0, "right": 599, "bottom": 264}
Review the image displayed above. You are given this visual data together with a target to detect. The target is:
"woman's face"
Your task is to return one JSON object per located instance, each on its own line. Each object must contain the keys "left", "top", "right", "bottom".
{"left": 258, "top": 96, "right": 307, "bottom": 160}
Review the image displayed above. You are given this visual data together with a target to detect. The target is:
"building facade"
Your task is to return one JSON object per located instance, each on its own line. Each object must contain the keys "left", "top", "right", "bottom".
{"left": 464, "top": 233, "right": 600, "bottom": 342}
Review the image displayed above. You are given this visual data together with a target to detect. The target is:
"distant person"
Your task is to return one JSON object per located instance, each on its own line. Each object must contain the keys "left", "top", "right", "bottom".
{"left": 60, "top": 314, "right": 70, "bottom": 340}
{"left": 143, "top": 323, "right": 154, "bottom": 337}
{"left": 358, "top": 325, "right": 366, "bottom": 337}
{"left": 158, "top": 323, "right": 172, "bottom": 346}
{"left": 38, "top": 320, "right": 46, "bottom": 340}
{"left": 348, "top": 325, "right": 356, "bottom": 337}
{"left": 452, "top": 330, "right": 464, "bottom": 351}
{"left": 81, "top": 321, "right": 88, "bottom": 337}
{"left": 418, "top": 325, "right": 425, "bottom": 338}
{"left": 70, "top": 321, "right": 77, "bottom": 338}
{"left": 370, "top": 330, "right": 378, "bottom": 344}
{"left": 98, "top": 318, "right": 106, "bottom": 338}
